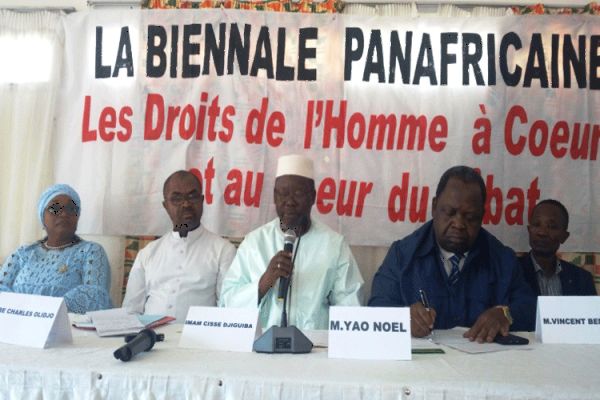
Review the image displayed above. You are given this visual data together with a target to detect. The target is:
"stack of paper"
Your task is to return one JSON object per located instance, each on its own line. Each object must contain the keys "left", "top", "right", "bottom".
{"left": 87, "top": 308, "right": 145, "bottom": 336}
{"left": 433, "top": 327, "right": 533, "bottom": 353}
{"left": 72, "top": 308, "right": 175, "bottom": 336}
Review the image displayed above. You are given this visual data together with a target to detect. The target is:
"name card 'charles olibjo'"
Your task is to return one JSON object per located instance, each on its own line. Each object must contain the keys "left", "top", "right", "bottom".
{"left": 536, "top": 296, "right": 600, "bottom": 344}
{"left": 328, "top": 306, "right": 411, "bottom": 360}
{"left": 0, "top": 292, "right": 72, "bottom": 348}
{"left": 179, "top": 306, "right": 259, "bottom": 352}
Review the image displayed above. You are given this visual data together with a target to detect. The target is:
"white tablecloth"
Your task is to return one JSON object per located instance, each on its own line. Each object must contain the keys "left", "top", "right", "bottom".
{"left": 1, "top": 324, "right": 599, "bottom": 400}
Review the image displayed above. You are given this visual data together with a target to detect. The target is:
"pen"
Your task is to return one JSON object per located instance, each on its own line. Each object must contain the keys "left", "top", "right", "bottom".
{"left": 418, "top": 289, "right": 435, "bottom": 340}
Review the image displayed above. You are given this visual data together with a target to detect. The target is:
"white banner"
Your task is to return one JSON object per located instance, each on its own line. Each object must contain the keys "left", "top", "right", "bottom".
{"left": 54, "top": 10, "right": 600, "bottom": 250}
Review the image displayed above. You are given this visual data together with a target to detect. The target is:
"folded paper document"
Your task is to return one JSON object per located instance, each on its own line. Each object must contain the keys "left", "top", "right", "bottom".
{"left": 72, "top": 308, "right": 174, "bottom": 336}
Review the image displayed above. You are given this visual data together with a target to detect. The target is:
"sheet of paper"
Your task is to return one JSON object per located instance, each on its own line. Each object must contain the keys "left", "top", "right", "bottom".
{"left": 433, "top": 327, "right": 532, "bottom": 354}
{"left": 87, "top": 308, "right": 144, "bottom": 336}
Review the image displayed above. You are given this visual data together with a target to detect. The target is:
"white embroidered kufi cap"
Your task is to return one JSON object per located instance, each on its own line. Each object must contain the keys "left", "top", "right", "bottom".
{"left": 275, "top": 154, "right": 314, "bottom": 179}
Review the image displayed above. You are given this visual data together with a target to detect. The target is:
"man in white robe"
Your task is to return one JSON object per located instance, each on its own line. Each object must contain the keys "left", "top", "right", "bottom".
{"left": 123, "top": 171, "right": 236, "bottom": 322}
{"left": 219, "top": 155, "right": 364, "bottom": 330}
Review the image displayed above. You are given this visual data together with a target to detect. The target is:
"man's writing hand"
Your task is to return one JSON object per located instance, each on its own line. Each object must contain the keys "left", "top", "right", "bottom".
{"left": 410, "top": 302, "right": 436, "bottom": 338}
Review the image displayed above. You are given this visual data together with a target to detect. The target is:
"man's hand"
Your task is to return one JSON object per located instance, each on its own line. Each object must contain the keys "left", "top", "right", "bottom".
{"left": 463, "top": 306, "right": 510, "bottom": 343}
{"left": 258, "top": 251, "right": 293, "bottom": 299}
{"left": 410, "top": 302, "right": 436, "bottom": 338}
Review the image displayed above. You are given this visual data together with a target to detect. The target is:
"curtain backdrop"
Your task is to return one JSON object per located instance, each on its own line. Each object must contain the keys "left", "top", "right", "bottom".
{"left": 0, "top": 11, "right": 63, "bottom": 259}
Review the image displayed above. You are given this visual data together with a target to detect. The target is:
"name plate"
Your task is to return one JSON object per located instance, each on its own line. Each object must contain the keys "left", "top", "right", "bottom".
{"left": 179, "top": 306, "right": 259, "bottom": 352}
{"left": 0, "top": 292, "right": 72, "bottom": 348}
{"left": 328, "top": 306, "right": 411, "bottom": 360}
{"left": 536, "top": 296, "right": 600, "bottom": 344}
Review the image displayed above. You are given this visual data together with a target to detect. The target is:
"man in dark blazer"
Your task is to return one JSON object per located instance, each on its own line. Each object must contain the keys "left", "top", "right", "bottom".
{"left": 369, "top": 166, "right": 536, "bottom": 342}
{"left": 520, "top": 199, "right": 597, "bottom": 297}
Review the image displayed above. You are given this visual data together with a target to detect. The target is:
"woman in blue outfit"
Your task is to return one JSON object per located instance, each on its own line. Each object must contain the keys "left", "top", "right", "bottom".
{"left": 0, "top": 184, "right": 111, "bottom": 313}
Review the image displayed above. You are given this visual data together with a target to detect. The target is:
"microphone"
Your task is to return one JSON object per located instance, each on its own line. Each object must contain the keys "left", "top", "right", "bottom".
{"left": 113, "top": 328, "right": 164, "bottom": 362}
{"left": 277, "top": 229, "right": 297, "bottom": 301}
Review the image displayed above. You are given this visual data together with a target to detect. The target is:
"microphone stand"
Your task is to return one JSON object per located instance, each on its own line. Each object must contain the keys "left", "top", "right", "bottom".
{"left": 253, "top": 235, "right": 312, "bottom": 354}
{"left": 281, "top": 289, "right": 288, "bottom": 328}
{"left": 253, "top": 299, "right": 313, "bottom": 354}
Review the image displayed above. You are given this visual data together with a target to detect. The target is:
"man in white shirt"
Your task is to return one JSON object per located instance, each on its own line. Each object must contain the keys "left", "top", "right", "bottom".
{"left": 219, "top": 155, "right": 364, "bottom": 330}
{"left": 123, "top": 170, "right": 236, "bottom": 321}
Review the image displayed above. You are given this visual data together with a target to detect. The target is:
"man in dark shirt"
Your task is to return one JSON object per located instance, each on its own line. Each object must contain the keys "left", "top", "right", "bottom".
{"left": 369, "top": 166, "right": 536, "bottom": 342}
{"left": 519, "top": 199, "right": 597, "bottom": 297}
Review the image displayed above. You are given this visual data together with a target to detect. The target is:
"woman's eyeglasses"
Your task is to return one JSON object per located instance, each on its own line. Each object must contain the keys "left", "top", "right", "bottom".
{"left": 46, "top": 203, "right": 80, "bottom": 216}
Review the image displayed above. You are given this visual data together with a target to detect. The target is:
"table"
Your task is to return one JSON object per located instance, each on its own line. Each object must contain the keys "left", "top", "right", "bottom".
{"left": 1, "top": 324, "right": 599, "bottom": 400}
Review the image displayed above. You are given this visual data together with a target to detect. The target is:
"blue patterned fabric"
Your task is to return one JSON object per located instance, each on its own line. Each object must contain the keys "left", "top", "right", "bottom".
{"left": 37, "top": 183, "right": 81, "bottom": 225}
{"left": 0, "top": 240, "right": 111, "bottom": 313}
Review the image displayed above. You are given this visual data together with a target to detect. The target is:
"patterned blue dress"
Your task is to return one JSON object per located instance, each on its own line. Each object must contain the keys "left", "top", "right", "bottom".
{"left": 0, "top": 240, "right": 111, "bottom": 313}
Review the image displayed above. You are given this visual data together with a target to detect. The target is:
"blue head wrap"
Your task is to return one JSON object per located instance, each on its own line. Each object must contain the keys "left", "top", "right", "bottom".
{"left": 38, "top": 184, "right": 81, "bottom": 226}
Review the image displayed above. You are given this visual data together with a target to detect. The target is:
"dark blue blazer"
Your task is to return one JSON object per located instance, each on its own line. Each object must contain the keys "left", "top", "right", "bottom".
{"left": 369, "top": 221, "right": 536, "bottom": 331}
{"left": 518, "top": 254, "right": 597, "bottom": 296}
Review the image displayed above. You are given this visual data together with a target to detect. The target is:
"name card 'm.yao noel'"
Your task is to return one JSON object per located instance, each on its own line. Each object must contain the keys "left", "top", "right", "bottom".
{"left": 0, "top": 292, "right": 72, "bottom": 348}
{"left": 179, "top": 306, "right": 259, "bottom": 352}
{"left": 328, "top": 306, "right": 411, "bottom": 360}
{"left": 536, "top": 296, "right": 600, "bottom": 344}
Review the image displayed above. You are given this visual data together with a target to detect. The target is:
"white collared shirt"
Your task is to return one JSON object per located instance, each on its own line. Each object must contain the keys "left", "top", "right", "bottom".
{"left": 530, "top": 253, "right": 563, "bottom": 296}
{"left": 438, "top": 246, "right": 469, "bottom": 277}
{"left": 123, "top": 226, "right": 236, "bottom": 322}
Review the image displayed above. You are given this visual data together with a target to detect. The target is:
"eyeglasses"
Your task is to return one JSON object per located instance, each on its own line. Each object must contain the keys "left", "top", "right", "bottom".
{"left": 46, "top": 203, "right": 79, "bottom": 217}
{"left": 167, "top": 193, "right": 203, "bottom": 206}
